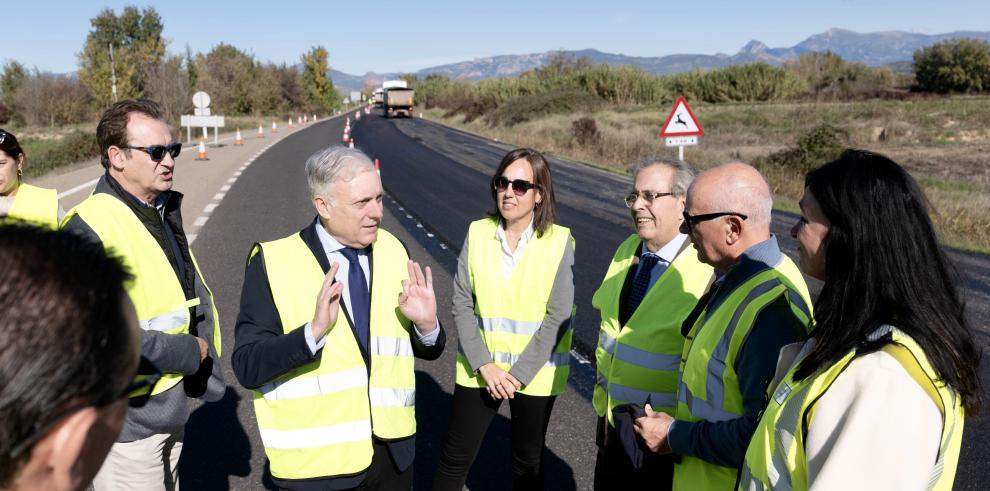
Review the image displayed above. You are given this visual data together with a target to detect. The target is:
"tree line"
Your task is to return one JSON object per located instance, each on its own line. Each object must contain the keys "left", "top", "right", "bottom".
{"left": 0, "top": 6, "right": 342, "bottom": 127}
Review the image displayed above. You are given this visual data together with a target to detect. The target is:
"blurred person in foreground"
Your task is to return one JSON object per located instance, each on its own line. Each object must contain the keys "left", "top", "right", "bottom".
{"left": 738, "top": 149, "right": 980, "bottom": 490}
{"left": 0, "top": 224, "right": 151, "bottom": 491}
{"left": 0, "top": 128, "right": 65, "bottom": 227}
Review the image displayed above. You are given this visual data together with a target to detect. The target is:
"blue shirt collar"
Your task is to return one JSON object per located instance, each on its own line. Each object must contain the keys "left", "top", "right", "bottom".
{"left": 707, "top": 235, "right": 783, "bottom": 313}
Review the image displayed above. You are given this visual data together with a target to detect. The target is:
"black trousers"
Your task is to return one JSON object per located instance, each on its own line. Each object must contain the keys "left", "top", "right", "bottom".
{"left": 593, "top": 416, "right": 674, "bottom": 490}
{"left": 275, "top": 440, "right": 412, "bottom": 491}
{"left": 432, "top": 385, "right": 557, "bottom": 491}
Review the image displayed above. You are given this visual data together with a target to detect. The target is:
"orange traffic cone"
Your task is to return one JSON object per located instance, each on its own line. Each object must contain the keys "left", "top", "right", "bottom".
{"left": 297, "top": 116, "right": 302, "bottom": 125}
{"left": 272, "top": 120, "right": 278, "bottom": 133}
{"left": 374, "top": 158, "right": 380, "bottom": 176}
{"left": 356, "top": 111, "right": 361, "bottom": 120}
{"left": 313, "top": 114, "right": 317, "bottom": 122}
{"left": 303, "top": 115, "right": 308, "bottom": 123}
{"left": 235, "top": 128, "right": 243, "bottom": 146}
{"left": 342, "top": 130, "right": 349, "bottom": 143}
{"left": 349, "top": 140, "right": 354, "bottom": 149}
{"left": 287, "top": 117, "right": 292, "bottom": 129}
{"left": 258, "top": 125, "right": 264, "bottom": 138}
{"left": 196, "top": 137, "right": 208, "bottom": 161}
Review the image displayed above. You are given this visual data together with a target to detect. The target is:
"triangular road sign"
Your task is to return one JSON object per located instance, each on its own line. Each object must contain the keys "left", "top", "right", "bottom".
{"left": 660, "top": 96, "right": 704, "bottom": 137}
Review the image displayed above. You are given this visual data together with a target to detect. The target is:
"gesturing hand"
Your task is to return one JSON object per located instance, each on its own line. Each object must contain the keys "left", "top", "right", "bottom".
{"left": 311, "top": 262, "right": 344, "bottom": 341}
{"left": 633, "top": 404, "right": 674, "bottom": 454}
{"left": 479, "top": 363, "right": 522, "bottom": 400}
{"left": 398, "top": 260, "right": 437, "bottom": 331}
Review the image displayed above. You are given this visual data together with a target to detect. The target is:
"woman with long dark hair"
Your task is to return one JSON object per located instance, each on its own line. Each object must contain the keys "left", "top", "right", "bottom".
{"left": 738, "top": 149, "right": 980, "bottom": 490}
{"left": 433, "top": 148, "right": 574, "bottom": 490}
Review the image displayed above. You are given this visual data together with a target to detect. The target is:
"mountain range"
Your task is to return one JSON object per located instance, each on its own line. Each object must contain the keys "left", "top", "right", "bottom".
{"left": 330, "top": 28, "right": 990, "bottom": 93}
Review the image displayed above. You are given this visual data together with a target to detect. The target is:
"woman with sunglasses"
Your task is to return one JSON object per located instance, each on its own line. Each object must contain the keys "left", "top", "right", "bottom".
{"left": 0, "top": 129, "right": 64, "bottom": 228}
{"left": 434, "top": 148, "right": 574, "bottom": 490}
{"left": 738, "top": 149, "right": 980, "bottom": 490}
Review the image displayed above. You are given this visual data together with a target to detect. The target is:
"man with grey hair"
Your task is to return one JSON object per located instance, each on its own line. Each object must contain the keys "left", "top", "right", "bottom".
{"left": 632, "top": 162, "right": 812, "bottom": 490}
{"left": 591, "top": 157, "right": 715, "bottom": 490}
{"left": 232, "top": 145, "right": 445, "bottom": 490}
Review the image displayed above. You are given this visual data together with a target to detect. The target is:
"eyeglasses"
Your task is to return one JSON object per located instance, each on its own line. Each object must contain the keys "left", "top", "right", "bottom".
{"left": 681, "top": 211, "right": 748, "bottom": 232}
{"left": 6, "top": 358, "right": 161, "bottom": 459}
{"left": 121, "top": 143, "right": 182, "bottom": 163}
{"left": 493, "top": 175, "right": 537, "bottom": 197}
{"left": 624, "top": 190, "right": 674, "bottom": 208}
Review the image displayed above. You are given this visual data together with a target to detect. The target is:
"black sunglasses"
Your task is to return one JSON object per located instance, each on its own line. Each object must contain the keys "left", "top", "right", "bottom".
{"left": 682, "top": 211, "right": 748, "bottom": 231}
{"left": 493, "top": 175, "right": 537, "bottom": 197}
{"left": 6, "top": 358, "right": 162, "bottom": 459}
{"left": 122, "top": 143, "right": 182, "bottom": 162}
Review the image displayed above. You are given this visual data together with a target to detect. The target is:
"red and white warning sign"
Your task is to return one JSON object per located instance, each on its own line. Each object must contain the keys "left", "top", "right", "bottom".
{"left": 660, "top": 96, "right": 703, "bottom": 137}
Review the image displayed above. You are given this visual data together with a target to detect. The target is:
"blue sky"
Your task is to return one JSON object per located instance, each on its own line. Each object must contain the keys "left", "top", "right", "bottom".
{"left": 3, "top": 1, "right": 988, "bottom": 75}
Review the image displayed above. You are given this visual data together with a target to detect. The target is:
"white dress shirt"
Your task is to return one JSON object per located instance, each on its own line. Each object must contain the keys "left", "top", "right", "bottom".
{"left": 303, "top": 222, "right": 439, "bottom": 354}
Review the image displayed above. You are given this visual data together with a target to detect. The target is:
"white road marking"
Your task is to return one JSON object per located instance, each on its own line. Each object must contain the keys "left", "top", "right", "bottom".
{"left": 57, "top": 177, "right": 100, "bottom": 199}
{"left": 194, "top": 216, "right": 209, "bottom": 227}
{"left": 204, "top": 203, "right": 218, "bottom": 213}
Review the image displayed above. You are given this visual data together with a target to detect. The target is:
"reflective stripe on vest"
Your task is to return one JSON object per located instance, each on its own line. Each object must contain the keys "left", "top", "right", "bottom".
{"left": 6, "top": 183, "right": 58, "bottom": 228}
{"left": 455, "top": 218, "right": 574, "bottom": 396}
{"left": 738, "top": 327, "right": 964, "bottom": 491}
{"left": 260, "top": 420, "right": 372, "bottom": 450}
{"left": 591, "top": 234, "right": 713, "bottom": 423}
{"left": 252, "top": 229, "right": 416, "bottom": 480}
{"left": 139, "top": 298, "right": 200, "bottom": 332}
{"left": 674, "top": 256, "right": 812, "bottom": 491}
{"left": 63, "top": 192, "right": 218, "bottom": 397}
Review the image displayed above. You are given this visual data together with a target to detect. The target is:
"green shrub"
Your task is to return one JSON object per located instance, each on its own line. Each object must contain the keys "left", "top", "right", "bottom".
{"left": 754, "top": 124, "right": 849, "bottom": 175}
{"left": 914, "top": 38, "right": 990, "bottom": 93}
{"left": 485, "top": 90, "right": 604, "bottom": 127}
{"left": 24, "top": 131, "right": 101, "bottom": 177}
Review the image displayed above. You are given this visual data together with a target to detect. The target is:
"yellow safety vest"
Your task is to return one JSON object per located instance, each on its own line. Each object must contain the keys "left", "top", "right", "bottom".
{"left": 673, "top": 255, "right": 812, "bottom": 491}
{"left": 62, "top": 193, "right": 221, "bottom": 396}
{"left": 253, "top": 229, "right": 417, "bottom": 480}
{"left": 5, "top": 183, "right": 58, "bottom": 228}
{"left": 592, "top": 234, "right": 713, "bottom": 424}
{"left": 738, "top": 327, "right": 964, "bottom": 491}
{"left": 455, "top": 218, "right": 574, "bottom": 396}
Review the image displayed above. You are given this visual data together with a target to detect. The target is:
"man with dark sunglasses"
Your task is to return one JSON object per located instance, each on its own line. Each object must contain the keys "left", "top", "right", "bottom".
{"left": 0, "top": 224, "right": 142, "bottom": 491}
{"left": 62, "top": 99, "right": 225, "bottom": 490}
{"left": 631, "top": 162, "right": 812, "bottom": 491}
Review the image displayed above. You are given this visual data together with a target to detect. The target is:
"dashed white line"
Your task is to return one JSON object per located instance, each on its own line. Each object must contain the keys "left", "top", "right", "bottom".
{"left": 204, "top": 203, "right": 218, "bottom": 213}
{"left": 220, "top": 185, "right": 231, "bottom": 192}
{"left": 194, "top": 216, "right": 209, "bottom": 227}
{"left": 213, "top": 193, "right": 225, "bottom": 201}
{"left": 227, "top": 177, "right": 237, "bottom": 184}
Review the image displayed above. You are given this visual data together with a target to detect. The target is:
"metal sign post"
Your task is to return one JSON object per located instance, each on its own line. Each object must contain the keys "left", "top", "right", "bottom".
{"left": 182, "top": 92, "right": 224, "bottom": 146}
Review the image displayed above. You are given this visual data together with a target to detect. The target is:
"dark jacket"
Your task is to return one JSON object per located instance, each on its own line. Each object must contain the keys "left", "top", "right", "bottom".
{"left": 232, "top": 220, "right": 445, "bottom": 490}
{"left": 63, "top": 173, "right": 225, "bottom": 441}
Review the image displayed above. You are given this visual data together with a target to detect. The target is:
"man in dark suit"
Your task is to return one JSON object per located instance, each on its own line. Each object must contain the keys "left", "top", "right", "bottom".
{"left": 591, "top": 157, "right": 714, "bottom": 490}
{"left": 232, "top": 145, "right": 445, "bottom": 490}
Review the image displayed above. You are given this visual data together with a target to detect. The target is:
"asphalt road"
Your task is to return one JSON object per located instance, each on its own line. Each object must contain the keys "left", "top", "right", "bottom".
{"left": 166, "top": 108, "right": 987, "bottom": 489}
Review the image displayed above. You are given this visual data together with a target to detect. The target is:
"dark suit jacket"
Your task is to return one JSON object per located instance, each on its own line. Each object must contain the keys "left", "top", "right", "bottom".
{"left": 231, "top": 220, "right": 445, "bottom": 490}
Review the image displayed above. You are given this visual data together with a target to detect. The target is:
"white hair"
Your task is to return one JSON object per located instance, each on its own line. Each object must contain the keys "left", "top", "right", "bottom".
{"left": 630, "top": 156, "right": 697, "bottom": 196}
{"left": 305, "top": 145, "right": 375, "bottom": 203}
